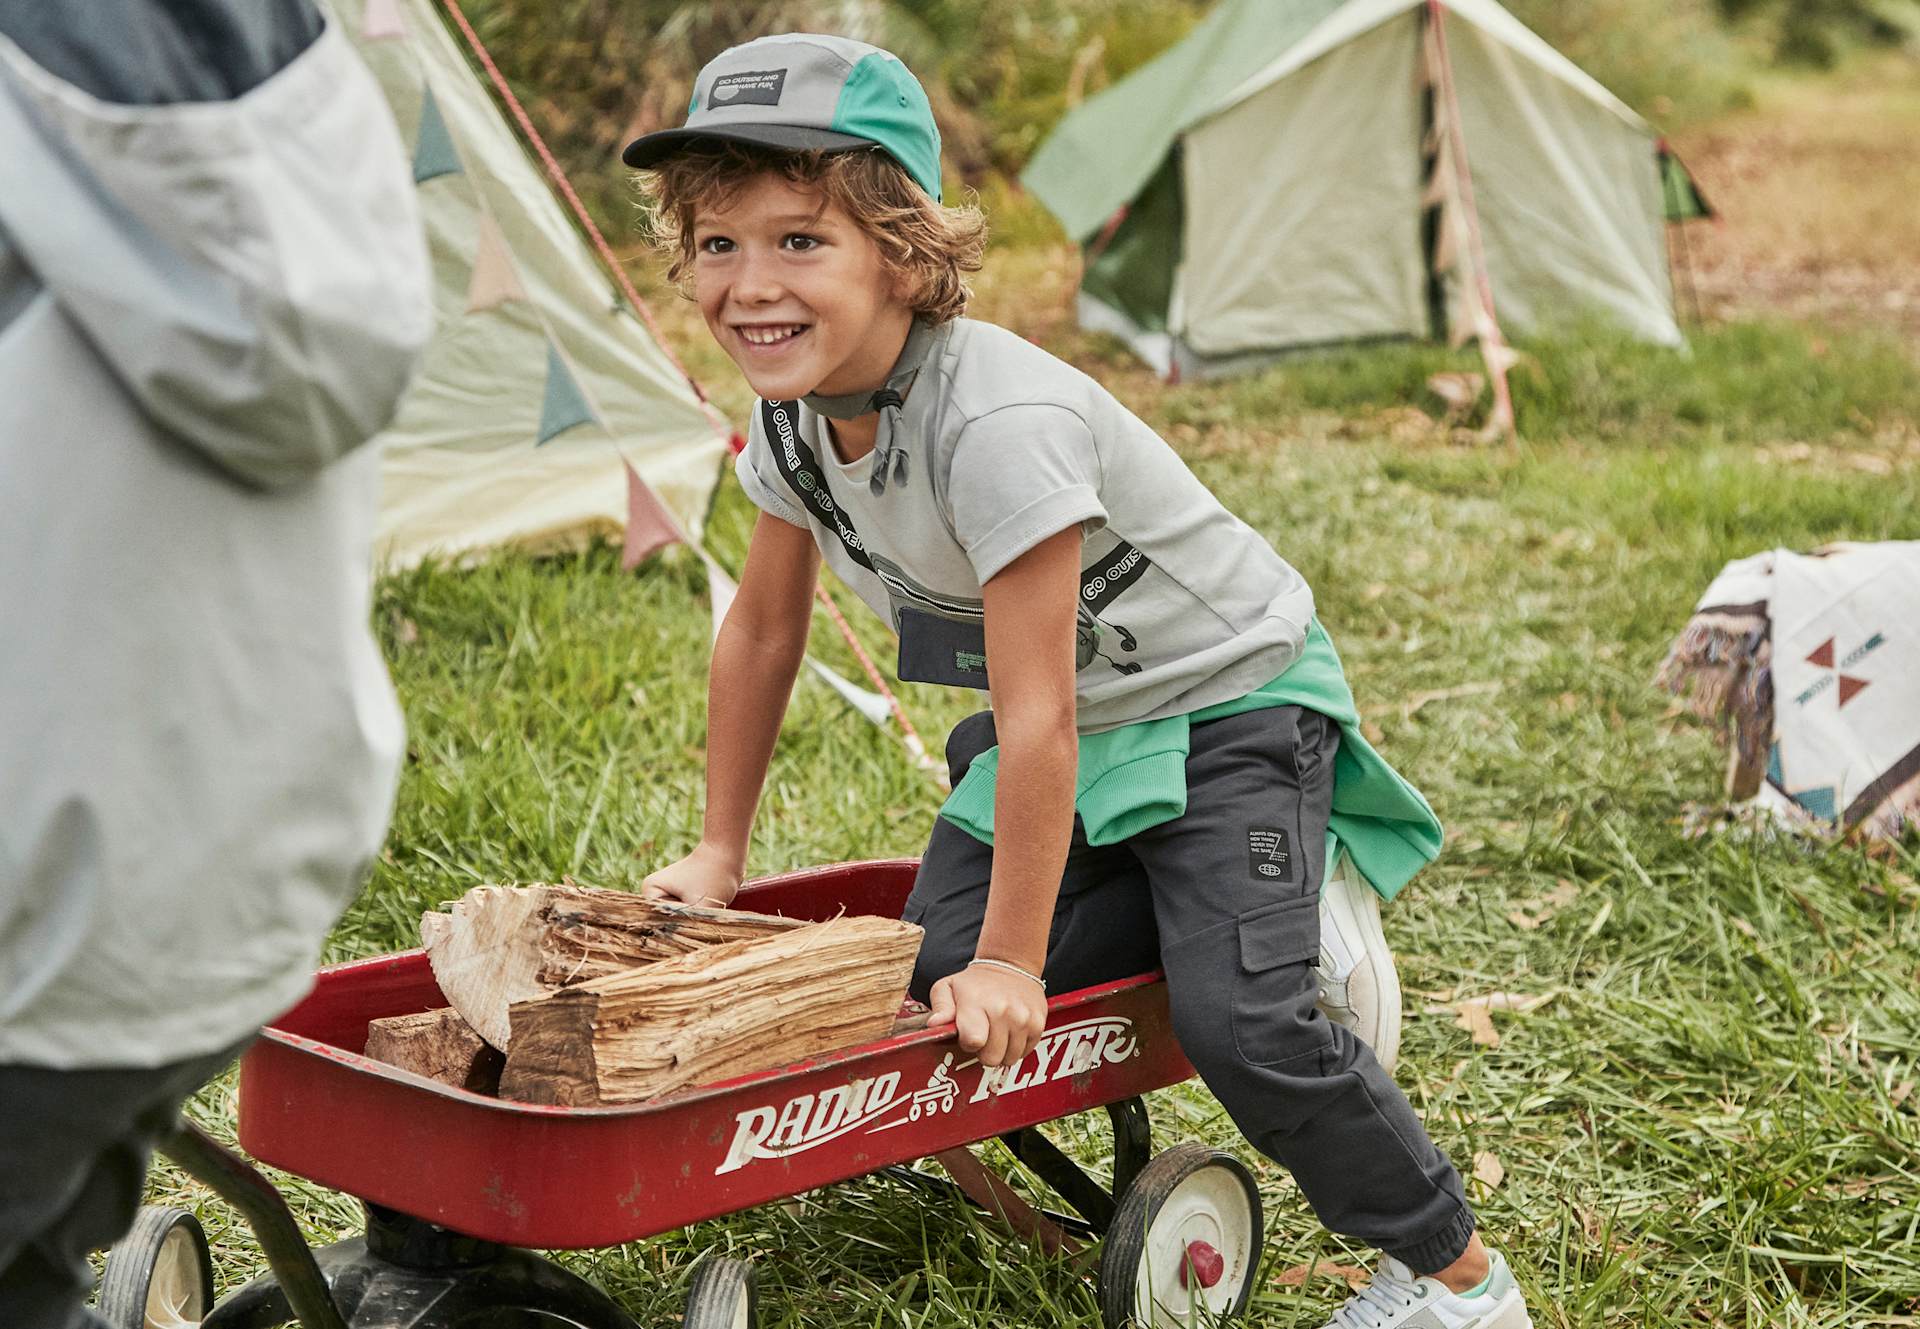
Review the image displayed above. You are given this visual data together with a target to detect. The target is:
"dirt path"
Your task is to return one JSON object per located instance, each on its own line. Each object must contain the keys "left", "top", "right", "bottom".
{"left": 1666, "top": 53, "right": 1920, "bottom": 339}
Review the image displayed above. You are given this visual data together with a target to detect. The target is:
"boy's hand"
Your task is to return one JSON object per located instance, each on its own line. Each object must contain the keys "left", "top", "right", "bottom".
{"left": 641, "top": 842, "right": 742, "bottom": 909}
{"left": 927, "top": 964, "right": 1048, "bottom": 1068}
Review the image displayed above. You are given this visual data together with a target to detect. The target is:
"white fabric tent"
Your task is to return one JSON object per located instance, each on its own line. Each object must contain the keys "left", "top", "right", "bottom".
{"left": 327, "top": 0, "right": 731, "bottom": 568}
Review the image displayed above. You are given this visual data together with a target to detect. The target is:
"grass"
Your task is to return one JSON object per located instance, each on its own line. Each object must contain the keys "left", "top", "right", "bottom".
{"left": 141, "top": 62, "right": 1920, "bottom": 1326}
{"left": 1674, "top": 62, "right": 1920, "bottom": 274}
{"left": 147, "top": 293, "right": 1920, "bottom": 1325}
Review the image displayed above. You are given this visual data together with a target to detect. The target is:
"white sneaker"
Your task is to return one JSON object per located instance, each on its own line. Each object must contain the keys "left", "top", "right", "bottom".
{"left": 1323, "top": 1252, "right": 1533, "bottom": 1329}
{"left": 1316, "top": 852, "right": 1402, "bottom": 1073}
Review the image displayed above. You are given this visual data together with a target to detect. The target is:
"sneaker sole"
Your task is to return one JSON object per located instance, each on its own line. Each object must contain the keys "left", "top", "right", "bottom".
{"left": 1466, "top": 1288, "right": 1533, "bottom": 1329}
{"left": 1319, "top": 855, "right": 1402, "bottom": 1073}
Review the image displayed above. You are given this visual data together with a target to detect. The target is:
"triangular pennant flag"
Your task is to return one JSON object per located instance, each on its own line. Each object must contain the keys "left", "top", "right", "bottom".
{"left": 412, "top": 86, "right": 462, "bottom": 185}
{"left": 1837, "top": 675, "right": 1871, "bottom": 708}
{"left": 621, "top": 460, "right": 683, "bottom": 570}
{"left": 536, "top": 343, "right": 597, "bottom": 445}
{"left": 466, "top": 213, "right": 529, "bottom": 312}
{"left": 361, "top": 0, "right": 408, "bottom": 40}
{"left": 1806, "top": 637, "right": 1836, "bottom": 668}
{"left": 1482, "top": 341, "right": 1522, "bottom": 375}
{"left": 806, "top": 659, "right": 896, "bottom": 728}
{"left": 703, "top": 557, "right": 738, "bottom": 644}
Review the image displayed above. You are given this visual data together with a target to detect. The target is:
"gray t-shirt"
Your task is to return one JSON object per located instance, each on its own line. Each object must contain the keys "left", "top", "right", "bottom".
{"left": 737, "top": 318, "right": 1314, "bottom": 733}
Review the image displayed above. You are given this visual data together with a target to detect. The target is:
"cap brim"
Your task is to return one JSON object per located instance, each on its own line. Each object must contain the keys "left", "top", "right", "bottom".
{"left": 622, "top": 123, "right": 875, "bottom": 169}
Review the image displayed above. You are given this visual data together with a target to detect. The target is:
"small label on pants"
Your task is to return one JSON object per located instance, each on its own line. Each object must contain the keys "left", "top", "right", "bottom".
{"left": 1248, "top": 827, "right": 1293, "bottom": 881}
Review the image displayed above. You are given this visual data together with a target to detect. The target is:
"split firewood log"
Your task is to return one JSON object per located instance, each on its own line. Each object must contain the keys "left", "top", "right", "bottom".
{"left": 363, "top": 1007, "right": 505, "bottom": 1094}
{"left": 421, "top": 884, "right": 807, "bottom": 1050}
{"left": 499, "top": 913, "right": 922, "bottom": 1106}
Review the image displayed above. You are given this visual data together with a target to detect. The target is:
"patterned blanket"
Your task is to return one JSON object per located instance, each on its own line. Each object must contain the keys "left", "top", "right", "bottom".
{"left": 1657, "top": 542, "right": 1920, "bottom": 839}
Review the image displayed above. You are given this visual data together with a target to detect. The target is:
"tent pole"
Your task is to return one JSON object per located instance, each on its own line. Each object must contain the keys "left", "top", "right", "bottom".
{"left": 1425, "top": 0, "right": 1517, "bottom": 441}
{"left": 1419, "top": 62, "right": 1446, "bottom": 343}
{"left": 1671, "top": 219, "right": 1703, "bottom": 328}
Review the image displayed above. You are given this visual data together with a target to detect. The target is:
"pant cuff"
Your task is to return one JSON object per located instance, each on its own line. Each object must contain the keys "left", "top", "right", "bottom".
{"left": 1384, "top": 1202, "right": 1477, "bottom": 1275}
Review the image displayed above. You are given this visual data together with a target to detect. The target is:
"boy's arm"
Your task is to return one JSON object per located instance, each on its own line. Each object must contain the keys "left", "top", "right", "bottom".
{"left": 928, "top": 526, "right": 1081, "bottom": 1067}
{"left": 643, "top": 512, "right": 820, "bottom": 906}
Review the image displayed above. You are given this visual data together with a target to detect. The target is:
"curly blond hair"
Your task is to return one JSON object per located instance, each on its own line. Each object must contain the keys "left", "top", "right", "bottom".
{"left": 640, "top": 142, "right": 986, "bottom": 324}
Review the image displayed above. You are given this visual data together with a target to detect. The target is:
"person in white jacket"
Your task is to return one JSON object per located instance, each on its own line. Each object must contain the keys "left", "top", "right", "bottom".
{"left": 0, "top": 3, "right": 431, "bottom": 1325}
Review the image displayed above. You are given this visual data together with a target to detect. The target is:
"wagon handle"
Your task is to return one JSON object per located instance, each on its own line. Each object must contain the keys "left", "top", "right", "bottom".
{"left": 160, "top": 1120, "right": 350, "bottom": 1329}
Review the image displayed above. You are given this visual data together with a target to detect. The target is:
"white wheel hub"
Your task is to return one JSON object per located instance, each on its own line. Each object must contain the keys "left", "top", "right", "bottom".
{"left": 1135, "top": 1166, "right": 1256, "bottom": 1327}
{"left": 144, "top": 1224, "right": 208, "bottom": 1329}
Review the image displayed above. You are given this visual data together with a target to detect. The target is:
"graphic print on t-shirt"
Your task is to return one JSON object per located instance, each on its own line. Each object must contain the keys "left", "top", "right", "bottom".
{"left": 762, "top": 397, "right": 1154, "bottom": 683}
{"left": 1077, "top": 533, "right": 1149, "bottom": 676}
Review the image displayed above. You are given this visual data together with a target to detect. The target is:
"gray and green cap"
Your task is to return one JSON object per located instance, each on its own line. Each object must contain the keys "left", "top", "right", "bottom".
{"left": 622, "top": 34, "right": 943, "bottom": 201}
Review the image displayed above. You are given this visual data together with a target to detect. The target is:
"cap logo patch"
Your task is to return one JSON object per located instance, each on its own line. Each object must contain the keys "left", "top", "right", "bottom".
{"left": 708, "top": 69, "right": 787, "bottom": 108}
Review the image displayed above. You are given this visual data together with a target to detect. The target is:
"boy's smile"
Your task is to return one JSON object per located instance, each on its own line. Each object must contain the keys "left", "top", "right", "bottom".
{"left": 693, "top": 174, "right": 914, "bottom": 408}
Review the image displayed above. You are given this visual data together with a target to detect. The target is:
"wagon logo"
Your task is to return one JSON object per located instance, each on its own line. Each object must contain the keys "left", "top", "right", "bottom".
{"left": 960, "top": 1016, "right": 1139, "bottom": 1103}
{"left": 716, "top": 1069, "right": 906, "bottom": 1175}
{"left": 713, "top": 1017, "right": 1140, "bottom": 1175}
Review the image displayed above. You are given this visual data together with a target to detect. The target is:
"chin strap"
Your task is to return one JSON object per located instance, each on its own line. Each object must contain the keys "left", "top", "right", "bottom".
{"left": 802, "top": 319, "right": 937, "bottom": 496}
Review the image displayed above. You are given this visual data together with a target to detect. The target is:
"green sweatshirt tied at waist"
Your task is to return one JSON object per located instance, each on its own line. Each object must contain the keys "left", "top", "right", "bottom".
{"left": 936, "top": 621, "right": 1443, "bottom": 901}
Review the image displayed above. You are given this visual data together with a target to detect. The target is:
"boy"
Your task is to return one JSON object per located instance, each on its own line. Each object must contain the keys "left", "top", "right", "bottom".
{"left": 631, "top": 34, "right": 1531, "bottom": 1329}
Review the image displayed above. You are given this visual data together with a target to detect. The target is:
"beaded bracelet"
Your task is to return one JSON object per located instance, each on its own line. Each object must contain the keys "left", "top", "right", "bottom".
{"left": 967, "top": 956, "right": 1047, "bottom": 992}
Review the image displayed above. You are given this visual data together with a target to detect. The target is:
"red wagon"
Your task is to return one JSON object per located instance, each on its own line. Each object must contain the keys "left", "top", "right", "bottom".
{"left": 100, "top": 861, "right": 1265, "bottom": 1329}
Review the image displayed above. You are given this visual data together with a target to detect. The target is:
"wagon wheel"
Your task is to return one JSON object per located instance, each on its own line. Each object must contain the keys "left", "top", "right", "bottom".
{"left": 96, "top": 1206, "right": 215, "bottom": 1329}
{"left": 683, "top": 1255, "right": 756, "bottom": 1329}
{"left": 1097, "top": 1144, "right": 1262, "bottom": 1329}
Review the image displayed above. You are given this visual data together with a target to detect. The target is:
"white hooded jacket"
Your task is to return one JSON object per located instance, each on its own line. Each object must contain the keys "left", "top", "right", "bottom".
{"left": 0, "top": 9, "right": 430, "bottom": 1066}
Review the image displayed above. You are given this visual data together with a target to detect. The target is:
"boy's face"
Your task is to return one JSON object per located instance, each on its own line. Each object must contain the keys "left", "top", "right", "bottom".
{"left": 692, "top": 173, "right": 914, "bottom": 402}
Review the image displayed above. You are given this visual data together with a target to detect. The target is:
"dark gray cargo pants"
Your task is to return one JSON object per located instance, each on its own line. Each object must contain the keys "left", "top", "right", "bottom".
{"left": 903, "top": 705, "right": 1476, "bottom": 1273}
{"left": 0, "top": 1044, "right": 244, "bottom": 1329}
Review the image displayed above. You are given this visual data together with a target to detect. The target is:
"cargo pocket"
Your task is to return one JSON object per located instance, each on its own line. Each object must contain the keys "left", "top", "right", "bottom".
{"left": 1228, "top": 894, "right": 1328, "bottom": 1069}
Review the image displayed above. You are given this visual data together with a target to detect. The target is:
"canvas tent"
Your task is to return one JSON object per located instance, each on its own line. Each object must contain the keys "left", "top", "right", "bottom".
{"left": 326, "top": 0, "right": 731, "bottom": 568}
{"left": 1023, "top": 0, "right": 1686, "bottom": 381}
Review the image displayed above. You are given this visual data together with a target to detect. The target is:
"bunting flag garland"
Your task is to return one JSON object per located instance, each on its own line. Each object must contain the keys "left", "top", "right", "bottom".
{"left": 621, "top": 460, "right": 683, "bottom": 571}
{"left": 537, "top": 342, "right": 598, "bottom": 445}
{"left": 327, "top": 0, "right": 934, "bottom": 784}
{"left": 360, "top": 0, "right": 408, "bottom": 40}
{"left": 412, "top": 84, "right": 462, "bottom": 184}
{"left": 807, "top": 659, "right": 896, "bottom": 728}
{"left": 465, "top": 212, "right": 528, "bottom": 312}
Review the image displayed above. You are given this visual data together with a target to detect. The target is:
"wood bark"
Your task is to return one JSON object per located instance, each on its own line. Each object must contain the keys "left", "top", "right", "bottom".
{"left": 498, "top": 912, "right": 922, "bottom": 1106}
{"left": 422, "top": 884, "right": 807, "bottom": 1050}
{"left": 363, "top": 1007, "right": 505, "bottom": 1094}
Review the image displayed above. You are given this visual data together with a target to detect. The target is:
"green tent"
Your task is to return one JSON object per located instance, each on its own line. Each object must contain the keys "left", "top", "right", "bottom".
{"left": 1023, "top": 0, "right": 1688, "bottom": 379}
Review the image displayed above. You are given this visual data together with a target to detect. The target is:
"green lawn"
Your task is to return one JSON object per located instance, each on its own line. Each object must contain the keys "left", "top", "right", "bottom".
{"left": 152, "top": 271, "right": 1920, "bottom": 1326}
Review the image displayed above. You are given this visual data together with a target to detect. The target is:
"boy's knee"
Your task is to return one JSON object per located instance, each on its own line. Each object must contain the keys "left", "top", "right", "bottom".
{"left": 942, "top": 711, "right": 997, "bottom": 786}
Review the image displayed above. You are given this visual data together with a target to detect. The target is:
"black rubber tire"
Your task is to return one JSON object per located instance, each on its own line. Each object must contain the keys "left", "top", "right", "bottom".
{"left": 683, "top": 1255, "right": 756, "bottom": 1329}
{"left": 96, "top": 1206, "right": 215, "bottom": 1329}
{"left": 1098, "top": 1143, "right": 1262, "bottom": 1329}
